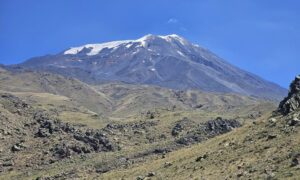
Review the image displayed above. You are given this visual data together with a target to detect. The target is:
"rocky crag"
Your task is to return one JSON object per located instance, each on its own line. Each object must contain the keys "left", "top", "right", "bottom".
{"left": 278, "top": 75, "right": 300, "bottom": 115}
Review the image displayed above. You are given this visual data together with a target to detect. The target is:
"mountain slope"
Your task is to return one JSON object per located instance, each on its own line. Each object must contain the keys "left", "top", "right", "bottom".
{"left": 7, "top": 34, "right": 287, "bottom": 100}
{"left": 101, "top": 76, "right": 300, "bottom": 180}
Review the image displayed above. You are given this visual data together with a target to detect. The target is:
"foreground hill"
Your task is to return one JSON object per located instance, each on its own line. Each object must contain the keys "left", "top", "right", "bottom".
{"left": 7, "top": 34, "right": 287, "bottom": 100}
{"left": 101, "top": 76, "right": 300, "bottom": 179}
{"left": 0, "top": 92, "right": 265, "bottom": 180}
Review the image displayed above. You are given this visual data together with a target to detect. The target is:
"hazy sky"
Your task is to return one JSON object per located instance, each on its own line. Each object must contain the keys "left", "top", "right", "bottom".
{"left": 0, "top": 0, "right": 299, "bottom": 88}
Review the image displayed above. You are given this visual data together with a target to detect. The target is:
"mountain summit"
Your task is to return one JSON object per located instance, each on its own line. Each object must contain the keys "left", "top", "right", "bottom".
{"left": 9, "top": 34, "right": 287, "bottom": 100}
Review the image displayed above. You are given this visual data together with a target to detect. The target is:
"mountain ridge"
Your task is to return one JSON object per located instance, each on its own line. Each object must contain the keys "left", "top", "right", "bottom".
{"left": 6, "top": 34, "right": 287, "bottom": 100}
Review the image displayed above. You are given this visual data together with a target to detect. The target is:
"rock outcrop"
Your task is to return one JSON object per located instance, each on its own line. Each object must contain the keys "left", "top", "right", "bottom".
{"left": 175, "top": 117, "right": 241, "bottom": 145}
{"left": 0, "top": 93, "right": 117, "bottom": 174}
{"left": 278, "top": 75, "right": 300, "bottom": 115}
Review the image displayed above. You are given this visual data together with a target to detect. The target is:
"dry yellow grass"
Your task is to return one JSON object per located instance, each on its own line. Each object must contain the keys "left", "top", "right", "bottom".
{"left": 101, "top": 111, "right": 300, "bottom": 179}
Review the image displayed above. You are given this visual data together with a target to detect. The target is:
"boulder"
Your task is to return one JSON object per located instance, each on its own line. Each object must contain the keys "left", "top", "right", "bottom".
{"left": 11, "top": 144, "right": 21, "bottom": 152}
{"left": 147, "top": 172, "right": 155, "bottom": 177}
{"left": 291, "top": 158, "right": 299, "bottom": 167}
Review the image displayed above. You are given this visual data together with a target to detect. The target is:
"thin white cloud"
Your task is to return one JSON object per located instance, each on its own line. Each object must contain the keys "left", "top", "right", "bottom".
{"left": 166, "top": 18, "right": 188, "bottom": 32}
{"left": 180, "top": 27, "right": 187, "bottom": 32}
{"left": 168, "top": 18, "right": 178, "bottom": 24}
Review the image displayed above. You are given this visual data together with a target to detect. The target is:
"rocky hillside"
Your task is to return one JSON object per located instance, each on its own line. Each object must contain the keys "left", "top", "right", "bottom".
{"left": 0, "top": 71, "right": 280, "bottom": 180}
{"left": 0, "top": 66, "right": 292, "bottom": 179}
{"left": 6, "top": 34, "right": 287, "bottom": 100}
{"left": 0, "top": 94, "right": 116, "bottom": 178}
{"left": 101, "top": 75, "right": 300, "bottom": 179}
{"left": 0, "top": 75, "right": 296, "bottom": 179}
{"left": 0, "top": 93, "right": 245, "bottom": 180}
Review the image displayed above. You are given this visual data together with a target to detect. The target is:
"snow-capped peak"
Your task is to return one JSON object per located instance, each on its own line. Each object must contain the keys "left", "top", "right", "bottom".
{"left": 63, "top": 34, "right": 189, "bottom": 56}
{"left": 158, "top": 34, "right": 187, "bottom": 45}
{"left": 136, "top": 34, "right": 155, "bottom": 41}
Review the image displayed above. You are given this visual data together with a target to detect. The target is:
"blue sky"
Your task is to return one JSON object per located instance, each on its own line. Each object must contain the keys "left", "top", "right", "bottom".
{"left": 0, "top": 0, "right": 299, "bottom": 88}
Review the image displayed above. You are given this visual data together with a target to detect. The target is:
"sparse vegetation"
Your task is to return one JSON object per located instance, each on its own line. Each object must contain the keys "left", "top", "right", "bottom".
{"left": 0, "top": 70, "right": 298, "bottom": 179}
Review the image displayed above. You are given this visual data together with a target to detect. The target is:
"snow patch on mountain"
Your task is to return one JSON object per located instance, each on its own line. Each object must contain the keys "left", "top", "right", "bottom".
{"left": 177, "top": 50, "right": 185, "bottom": 56}
{"left": 126, "top": 43, "right": 133, "bottom": 48}
{"left": 64, "top": 40, "right": 132, "bottom": 55}
{"left": 64, "top": 34, "right": 188, "bottom": 56}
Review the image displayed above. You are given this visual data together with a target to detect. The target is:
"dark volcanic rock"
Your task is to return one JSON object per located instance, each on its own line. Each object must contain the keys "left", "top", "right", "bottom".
{"left": 175, "top": 117, "right": 241, "bottom": 145}
{"left": 204, "top": 117, "right": 242, "bottom": 135}
{"left": 278, "top": 75, "right": 300, "bottom": 115}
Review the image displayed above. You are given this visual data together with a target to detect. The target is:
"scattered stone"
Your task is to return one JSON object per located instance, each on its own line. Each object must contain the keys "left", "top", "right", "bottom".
{"left": 288, "top": 117, "right": 300, "bottom": 126}
{"left": 146, "top": 111, "right": 155, "bottom": 119}
{"left": 267, "top": 135, "right": 277, "bottom": 141}
{"left": 191, "top": 166, "right": 197, "bottom": 171}
{"left": 137, "top": 176, "right": 144, "bottom": 180}
{"left": 194, "top": 104, "right": 203, "bottom": 109}
{"left": 164, "top": 162, "right": 172, "bottom": 168}
{"left": 36, "top": 128, "right": 49, "bottom": 137}
{"left": 237, "top": 173, "right": 243, "bottom": 177}
{"left": 196, "top": 152, "right": 209, "bottom": 162}
{"left": 147, "top": 172, "right": 155, "bottom": 177}
{"left": 11, "top": 144, "right": 21, "bottom": 152}
{"left": 154, "top": 148, "right": 172, "bottom": 154}
{"left": 229, "top": 141, "right": 236, "bottom": 146}
{"left": 291, "top": 158, "right": 299, "bottom": 167}
{"left": 2, "top": 162, "right": 14, "bottom": 167}
{"left": 96, "top": 169, "right": 109, "bottom": 174}
{"left": 268, "top": 118, "right": 277, "bottom": 123}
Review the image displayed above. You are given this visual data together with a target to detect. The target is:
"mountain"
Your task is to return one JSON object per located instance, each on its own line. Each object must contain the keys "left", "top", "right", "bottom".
{"left": 7, "top": 34, "right": 287, "bottom": 100}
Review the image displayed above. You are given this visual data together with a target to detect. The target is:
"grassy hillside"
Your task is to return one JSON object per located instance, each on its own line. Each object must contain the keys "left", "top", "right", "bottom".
{"left": 0, "top": 93, "right": 244, "bottom": 179}
{"left": 0, "top": 70, "right": 276, "bottom": 125}
{"left": 0, "top": 71, "right": 112, "bottom": 113}
{"left": 0, "top": 70, "right": 286, "bottom": 180}
{"left": 1, "top": 93, "right": 296, "bottom": 179}
{"left": 101, "top": 110, "right": 300, "bottom": 179}
{"left": 94, "top": 83, "right": 276, "bottom": 119}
